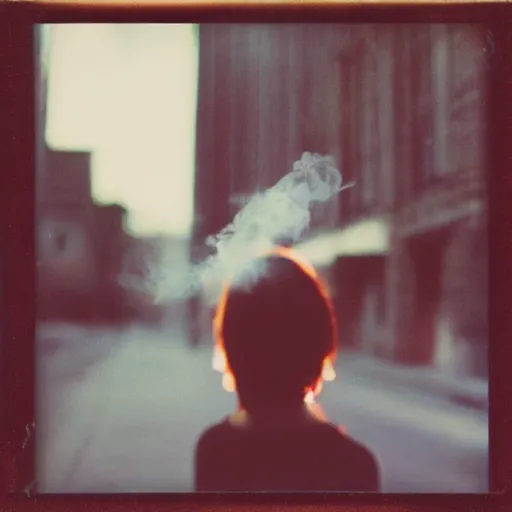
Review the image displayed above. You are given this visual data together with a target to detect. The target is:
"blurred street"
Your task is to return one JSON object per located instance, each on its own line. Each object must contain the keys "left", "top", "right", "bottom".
{"left": 37, "top": 323, "right": 488, "bottom": 494}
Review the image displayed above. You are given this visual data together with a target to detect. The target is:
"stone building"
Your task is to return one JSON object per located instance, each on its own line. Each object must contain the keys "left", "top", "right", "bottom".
{"left": 36, "top": 149, "right": 98, "bottom": 321}
{"left": 36, "top": 148, "right": 134, "bottom": 323}
{"left": 333, "top": 25, "right": 487, "bottom": 377}
{"left": 192, "top": 24, "right": 488, "bottom": 377}
{"left": 35, "top": 26, "right": 137, "bottom": 324}
{"left": 193, "top": 24, "right": 342, "bottom": 247}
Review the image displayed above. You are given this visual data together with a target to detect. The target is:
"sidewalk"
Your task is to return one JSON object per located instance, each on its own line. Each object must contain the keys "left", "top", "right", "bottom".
{"left": 338, "top": 351, "right": 488, "bottom": 412}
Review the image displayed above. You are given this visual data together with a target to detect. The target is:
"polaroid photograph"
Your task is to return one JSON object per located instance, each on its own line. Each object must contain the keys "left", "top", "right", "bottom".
{"left": 34, "top": 22, "right": 488, "bottom": 493}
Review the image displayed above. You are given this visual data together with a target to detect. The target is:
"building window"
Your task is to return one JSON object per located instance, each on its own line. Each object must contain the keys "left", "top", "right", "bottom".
{"left": 227, "top": 27, "right": 237, "bottom": 207}
{"left": 339, "top": 39, "right": 373, "bottom": 218}
{"left": 393, "top": 28, "right": 413, "bottom": 206}
{"left": 377, "top": 37, "right": 394, "bottom": 208}
{"left": 432, "top": 25, "right": 450, "bottom": 175}
{"left": 362, "top": 38, "right": 380, "bottom": 208}
{"left": 42, "top": 222, "right": 81, "bottom": 260}
{"left": 448, "top": 27, "right": 486, "bottom": 175}
{"left": 349, "top": 56, "right": 363, "bottom": 213}
{"left": 361, "top": 56, "right": 371, "bottom": 206}
{"left": 338, "top": 53, "right": 351, "bottom": 222}
{"left": 256, "top": 26, "right": 271, "bottom": 189}
{"left": 411, "top": 27, "right": 436, "bottom": 190}
{"left": 55, "top": 231, "right": 68, "bottom": 253}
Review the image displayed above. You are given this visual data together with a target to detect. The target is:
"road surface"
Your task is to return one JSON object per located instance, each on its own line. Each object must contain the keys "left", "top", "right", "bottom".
{"left": 37, "top": 324, "right": 488, "bottom": 493}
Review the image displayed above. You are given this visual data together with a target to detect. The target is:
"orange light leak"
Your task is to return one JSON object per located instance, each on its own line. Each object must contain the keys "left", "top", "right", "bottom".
{"left": 212, "top": 245, "right": 338, "bottom": 405}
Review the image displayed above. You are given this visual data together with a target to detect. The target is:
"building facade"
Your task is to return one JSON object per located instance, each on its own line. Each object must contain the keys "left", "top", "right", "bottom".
{"left": 36, "top": 149, "right": 98, "bottom": 320}
{"left": 193, "top": 24, "right": 343, "bottom": 249}
{"left": 35, "top": 26, "right": 138, "bottom": 324}
{"left": 334, "top": 25, "right": 487, "bottom": 377}
{"left": 193, "top": 24, "right": 488, "bottom": 377}
{"left": 36, "top": 149, "right": 134, "bottom": 323}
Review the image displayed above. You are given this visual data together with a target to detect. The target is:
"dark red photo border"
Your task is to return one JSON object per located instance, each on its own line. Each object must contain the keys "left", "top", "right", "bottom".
{"left": 1, "top": 2, "right": 510, "bottom": 512}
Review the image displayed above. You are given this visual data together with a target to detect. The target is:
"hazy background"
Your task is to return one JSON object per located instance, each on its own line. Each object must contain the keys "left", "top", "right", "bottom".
{"left": 35, "top": 23, "right": 488, "bottom": 493}
{"left": 44, "top": 24, "right": 197, "bottom": 237}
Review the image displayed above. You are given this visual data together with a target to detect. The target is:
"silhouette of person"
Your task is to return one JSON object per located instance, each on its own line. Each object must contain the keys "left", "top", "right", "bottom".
{"left": 194, "top": 249, "right": 380, "bottom": 492}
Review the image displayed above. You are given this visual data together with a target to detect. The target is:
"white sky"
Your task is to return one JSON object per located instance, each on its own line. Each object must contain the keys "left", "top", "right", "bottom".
{"left": 44, "top": 24, "right": 198, "bottom": 237}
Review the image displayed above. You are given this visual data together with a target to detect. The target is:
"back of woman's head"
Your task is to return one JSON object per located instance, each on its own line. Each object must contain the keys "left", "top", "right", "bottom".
{"left": 218, "top": 252, "right": 337, "bottom": 412}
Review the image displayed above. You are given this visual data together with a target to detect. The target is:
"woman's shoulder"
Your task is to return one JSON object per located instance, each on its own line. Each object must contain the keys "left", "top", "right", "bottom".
{"left": 195, "top": 416, "right": 381, "bottom": 491}
{"left": 310, "top": 421, "right": 380, "bottom": 484}
{"left": 327, "top": 422, "right": 378, "bottom": 460}
{"left": 195, "top": 417, "right": 233, "bottom": 451}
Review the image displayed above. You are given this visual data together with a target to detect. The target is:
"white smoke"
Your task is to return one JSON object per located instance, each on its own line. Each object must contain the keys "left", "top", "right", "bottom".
{"left": 140, "top": 152, "right": 353, "bottom": 305}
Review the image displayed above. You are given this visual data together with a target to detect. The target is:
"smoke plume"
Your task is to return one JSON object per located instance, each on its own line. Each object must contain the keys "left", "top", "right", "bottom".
{"left": 134, "top": 152, "right": 352, "bottom": 305}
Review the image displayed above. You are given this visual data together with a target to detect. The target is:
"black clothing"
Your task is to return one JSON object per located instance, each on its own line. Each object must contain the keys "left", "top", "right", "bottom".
{"left": 195, "top": 415, "right": 380, "bottom": 492}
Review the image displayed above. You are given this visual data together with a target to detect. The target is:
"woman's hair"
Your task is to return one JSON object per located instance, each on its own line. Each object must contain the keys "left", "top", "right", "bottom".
{"left": 217, "top": 252, "right": 337, "bottom": 413}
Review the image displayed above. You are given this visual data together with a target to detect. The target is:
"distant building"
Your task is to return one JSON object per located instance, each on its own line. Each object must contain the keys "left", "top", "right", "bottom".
{"left": 35, "top": 26, "right": 137, "bottom": 324}
{"left": 35, "top": 151, "right": 128, "bottom": 323}
{"left": 36, "top": 149, "right": 98, "bottom": 321}
{"left": 91, "top": 203, "right": 134, "bottom": 322}
{"left": 193, "top": 24, "right": 488, "bottom": 378}
{"left": 36, "top": 148, "right": 135, "bottom": 323}
{"left": 121, "top": 235, "right": 190, "bottom": 326}
{"left": 36, "top": 27, "right": 95, "bottom": 320}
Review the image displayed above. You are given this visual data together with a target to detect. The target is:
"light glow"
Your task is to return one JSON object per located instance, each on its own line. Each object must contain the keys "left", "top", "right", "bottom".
{"left": 295, "top": 217, "right": 390, "bottom": 267}
{"left": 212, "top": 246, "right": 338, "bottom": 404}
